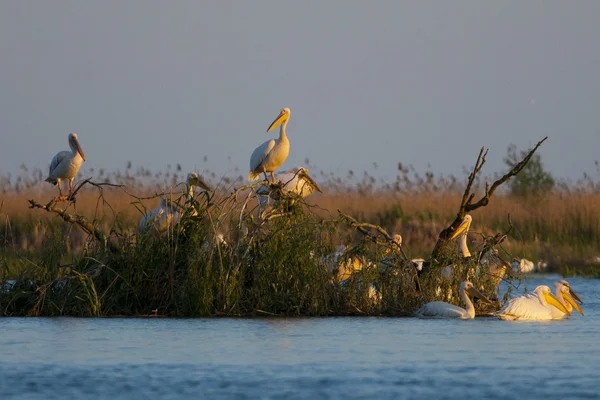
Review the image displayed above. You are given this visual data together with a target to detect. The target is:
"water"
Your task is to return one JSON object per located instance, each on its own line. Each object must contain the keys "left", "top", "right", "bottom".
{"left": 1, "top": 275, "right": 599, "bottom": 399}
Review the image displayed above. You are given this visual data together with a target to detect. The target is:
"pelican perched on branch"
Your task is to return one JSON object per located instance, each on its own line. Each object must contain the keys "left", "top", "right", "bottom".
{"left": 45, "top": 132, "right": 86, "bottom": 197}
{"left": 138, "top": 172, "right": 211, "bottom": 235}
{"left": 447, "top": 215, "right": 512, "bottom": 292}
{"left": 255, "top": 167, "right": 322, "bottom": 209}
{"left": 249, "top": 108, "right": 291, "bottom": 183}
{"left": 548, "top": 281, "right": 583, "bottom": 319}
{"left": 414, "top": 281, "right": 491, "bottom": 319}
{"left": 493, "top": 285, "right": 570, "bottom": 320}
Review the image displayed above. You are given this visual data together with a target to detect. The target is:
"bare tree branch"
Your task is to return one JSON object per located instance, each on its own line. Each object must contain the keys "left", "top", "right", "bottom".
{"left": 432, "top": 136, "right": 547, "bottom": 259}
{"left": 338, "top": 210, "right": 408, "bottom": 260}
{"left": 28, "top": 179, "right": 123, "bottom": 253}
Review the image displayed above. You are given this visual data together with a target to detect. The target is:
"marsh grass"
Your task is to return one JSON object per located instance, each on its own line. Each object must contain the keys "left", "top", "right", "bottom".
{"left": 0, "top": 166, "right": 599, "bottom": 316}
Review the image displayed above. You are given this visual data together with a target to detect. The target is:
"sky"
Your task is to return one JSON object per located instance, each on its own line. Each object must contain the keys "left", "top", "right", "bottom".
{"left": 1, "top": 1, "right": 599, "bottom": 185}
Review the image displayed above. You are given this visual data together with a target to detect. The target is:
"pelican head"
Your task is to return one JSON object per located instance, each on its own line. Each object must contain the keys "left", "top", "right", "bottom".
{"left": 461, "top": 281, "right": 492, "bottom": 303}
{"left": 535, "top": 285, "right": 571, "bottom": 315}
{"left": 187, "top": 172, "right": 211, "bottom": 191}
{"left": 295, "top": 167, "right": 323, "bottom": 193}
{"left": 267, "top": 107, "right": 291, "bottom": 132}
{"left": 68, "top": 132, "right": 86, "bottom": 161}
{"left": 450, "top": 214, "right": 472, "bottom": 240}
{"left": 559, "top": 280, "right": 583, "bottom": 303}
{"left": 557, "top": 281, "right": 584, "bottom": 315}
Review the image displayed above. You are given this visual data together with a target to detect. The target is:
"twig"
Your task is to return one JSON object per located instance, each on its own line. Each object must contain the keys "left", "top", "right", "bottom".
{"left": 432, "top": 137, "right": 547, "bottom": 259}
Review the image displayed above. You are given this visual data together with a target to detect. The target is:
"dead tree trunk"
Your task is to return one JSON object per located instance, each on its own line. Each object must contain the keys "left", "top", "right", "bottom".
{"left": 431, "top": 137, "right": 547, "bottom": 260}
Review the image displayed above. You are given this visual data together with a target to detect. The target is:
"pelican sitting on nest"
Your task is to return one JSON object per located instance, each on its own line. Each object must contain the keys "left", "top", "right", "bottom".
{"left": 255, "top": 167, "right": 322, "bottom": 209}
{"left": 548, "top": 280, "right": 583, "bottom": 319}
{"left": 493, "top": 285, "right": 570, "bottom": 320}
{"left": 138, "top": 172, "right": 211, "bottom": 235}
{"left": 414, "top": 281, "right": 491, "bottom": 319}
{"left": 45, "top": 132, "right": 86, "bottom": 197}
{"left": 249, "top": 108, "right": 291, "bottom": 183}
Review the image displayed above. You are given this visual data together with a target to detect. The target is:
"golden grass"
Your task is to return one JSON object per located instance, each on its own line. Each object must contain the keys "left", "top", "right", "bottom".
{"left": 2, "top": 185, "right": 599, "bottom": 269}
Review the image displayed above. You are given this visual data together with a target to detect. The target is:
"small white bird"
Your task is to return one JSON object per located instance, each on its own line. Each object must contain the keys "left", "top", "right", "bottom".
{"left": 45, "top": 132, "right": 86, "bottom": 197}
{"left": 493, "top": 285, "right": 570, "bottom": 321}
{"left": 138, "top": 172, "right": 211, "bottom": 235}
{"left": 255, "top": 167, "right": 322, "bottom": 209}
{"left": 414, "top": 281, "right": 491, "bottom": 319}
{"left": 249, "top": 108, "right": 291, "bottom": 183}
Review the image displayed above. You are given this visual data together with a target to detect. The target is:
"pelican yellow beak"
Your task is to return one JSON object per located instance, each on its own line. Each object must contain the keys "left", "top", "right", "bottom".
{"left": 563, "top": 292, "right": 584, "bottom": 315}
{"left": 466, "top": 286, "right": 492, "bottom": 303}
{"left": 569, "top": 287, "right": 583, "bottom": 304}
{"left": 267, "top": 110, "right": 288, "bottom": 132}
{"left": 450, "top": 217, "right": 471, "bottom": 240}
{"left": 544, "top": 292, "right": 570, "bottom": 315}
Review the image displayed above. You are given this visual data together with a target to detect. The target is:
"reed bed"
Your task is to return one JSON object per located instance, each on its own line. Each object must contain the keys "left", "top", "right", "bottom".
{"left": 0, "top": 165, "right": 599, "bottom": 317}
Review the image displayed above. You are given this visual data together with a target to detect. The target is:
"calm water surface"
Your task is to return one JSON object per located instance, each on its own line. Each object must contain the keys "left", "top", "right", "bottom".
{"left": 1, "top": 275, "right": 599, "bottom": 399}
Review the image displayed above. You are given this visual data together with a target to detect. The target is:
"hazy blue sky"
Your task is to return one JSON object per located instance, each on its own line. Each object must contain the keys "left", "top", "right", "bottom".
{"left": 1, "top": 1, "right": 599, "bottom": 184}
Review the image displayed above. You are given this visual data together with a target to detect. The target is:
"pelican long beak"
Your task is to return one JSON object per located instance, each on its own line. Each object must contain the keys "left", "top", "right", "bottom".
{"left": 298, "top": 170, "right": 323, "bottom": 193}
{"left": 75, "top": 140, "right": 86, "bottom": 161}
{"left": 191, "top": 176, "right": 211, "bottom": 191}
{"left": 544, "top": 292, "right": 570, "bottom": 315}
{"left": 563, "top": 292, "right": 584, "bottom": 315}
{"left": 267, "top": 111, "right": 287, "bottom": 132}
{"left": 569, "top": 287, "right": 583, "bottom": 304}
{"left": 450, "top": 218, "right": 471, "bottom": 240}
{"left": 466, "top": 286, "right": 492, "bottom": 303}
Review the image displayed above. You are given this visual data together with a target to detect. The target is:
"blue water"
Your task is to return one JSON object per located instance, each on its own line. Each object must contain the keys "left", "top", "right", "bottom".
{"left": 1, "top": 275, "right": 599, "bottom": 399}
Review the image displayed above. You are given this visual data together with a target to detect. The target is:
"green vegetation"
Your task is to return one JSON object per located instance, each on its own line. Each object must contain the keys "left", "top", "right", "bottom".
{"left": 1, "top": 144, "right": 599, "bottom": 317}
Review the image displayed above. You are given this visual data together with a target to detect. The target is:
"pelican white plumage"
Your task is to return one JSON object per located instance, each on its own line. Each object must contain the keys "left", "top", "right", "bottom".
{"left": 547, "top": 281, "right": 583, "bottom": 319}
{"left": 255, "top": 167, "right": 322, "bottom": 209}
{"left": 493, "top": 285, "right": 570, "bottom": 321}
{"left": 138, "top": 172, "right": 211, "bottom": 235}
{"left": 45, "top": 132, "right": 86, "bottom": 197}
{"left": 249, "top": 108, "right": 291, "bottom": 183}
{"left": 447, "top": 215, "right": 512, "bottom": 294}
{"left": 414, "top": 281, "right": 491, "bottom": 319}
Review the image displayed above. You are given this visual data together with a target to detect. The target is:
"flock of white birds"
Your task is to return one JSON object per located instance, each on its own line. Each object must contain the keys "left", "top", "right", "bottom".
{"left": 44, "top": 107, "right": 585, "bottom": 321}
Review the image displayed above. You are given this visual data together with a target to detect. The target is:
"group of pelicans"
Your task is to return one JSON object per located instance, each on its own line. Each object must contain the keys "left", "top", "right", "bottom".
{"left": 44, "top": 108, "right": 321, "bottom": 233}
{"left": 45, "top": 108, "right": 585, "bottom": 321}
{"left": 414, "top": 279, "right": 584, "bottom": 321}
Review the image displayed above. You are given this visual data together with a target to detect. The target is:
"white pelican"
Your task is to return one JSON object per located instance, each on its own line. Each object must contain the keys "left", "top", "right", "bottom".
{"left": 249, "top": 108, "right": 291, "bottom": 183}
{"left": 45, "top": 132, "right": 86, "bottom": 197}
{"left": 547, "top": 281, "right": 583, "bottom": 319}
{"left": 493, "top": 285, "right": 570, "bottom": 321}
{"left": 138, "top": 172, "right": 211, "bottom": 235}
{"left": 255, "top": 167, "right": 322, "bottom": 209}
{"left": 448, "top": 215, "right": 512, "bottom": 295}
{"left": 326, "top": 244, "right": 367, "bottom": 282}
{"left": 414, "top": 281, "right": 491, "bottom": 319}
{"left": 511, "top": 258, "right": 535, "bottom": 274}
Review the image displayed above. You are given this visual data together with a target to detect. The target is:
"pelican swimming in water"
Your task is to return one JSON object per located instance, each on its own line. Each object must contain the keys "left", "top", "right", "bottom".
{"left": 138, "top": 172, "right": 211, "bottom": 235}
{"left": 45, "top": 132, "right": 86, "bottom": 197}
{"left": 547, "top": 280, "right": 583, "bottom": 319}
{"left": 249, "top": 108, "right": 291, "bottom": 183}
{"left": 255, "top": 167, "right": 322, "bottom": 209}
{"left": 414, "top": 281, "right": 491, "bottom": 319}
{"left": 493, "top": 285, "right": 570, "bottom": 320}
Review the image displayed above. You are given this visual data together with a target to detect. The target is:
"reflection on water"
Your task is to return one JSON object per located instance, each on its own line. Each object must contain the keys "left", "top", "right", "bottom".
{"left": 1, "top": 276, "right": 599, "bottom": 399}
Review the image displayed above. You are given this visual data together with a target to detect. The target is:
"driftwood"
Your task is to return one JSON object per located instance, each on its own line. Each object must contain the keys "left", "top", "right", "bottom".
{"left": 431, "top": 137, "right": 547, "bottom": 259}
